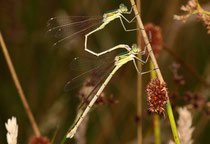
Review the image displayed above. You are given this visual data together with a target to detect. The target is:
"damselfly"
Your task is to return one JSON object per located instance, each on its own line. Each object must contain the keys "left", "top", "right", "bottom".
{"left": 47, "top": 4, "right": 142, "bottom": 56}
{"left": 65, "top": 43, "right": 156, "bottom": 138}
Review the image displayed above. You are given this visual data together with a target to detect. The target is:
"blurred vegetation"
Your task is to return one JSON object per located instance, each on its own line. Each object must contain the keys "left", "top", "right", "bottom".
{"left": 0, "top": 0, "right": 210, "bottom": 144}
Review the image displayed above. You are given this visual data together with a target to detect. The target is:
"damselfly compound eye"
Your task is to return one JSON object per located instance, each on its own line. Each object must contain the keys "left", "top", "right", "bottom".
{"left": 119, "top": 4, "right": 128, "bottom": 12}
{"left": 131, "top": 44, "right": 140, "bottom": 53}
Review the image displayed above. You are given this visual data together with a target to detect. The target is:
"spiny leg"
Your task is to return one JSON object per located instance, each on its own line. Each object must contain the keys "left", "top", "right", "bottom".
{"left": 121, "top": 10, "right": 142, "bottom": 24}
{"left": 125, "top": 3, "right": 141, "bottom": 14}
{"left": 134, "top": 49, "right": 152, "bottom": 64}
{"left": 139, "top": 31, "right": 152, "bottom": 55}
{"left": 119, "top": 17, "right": 138, "bottom": 32}
{"left": 119, "top": 16, "right": 143, "bottom": 32}
{"left": 132, "top": 59, "right": 158, "bottom": 75}
{"left": 139, "top": 42, "right": 150, "bottom": 55}
{"left": 120, "top": 14, "right": 137, "bottom": 23}
{"left": 124, "top": 5, "right": 133, "bottom": 14}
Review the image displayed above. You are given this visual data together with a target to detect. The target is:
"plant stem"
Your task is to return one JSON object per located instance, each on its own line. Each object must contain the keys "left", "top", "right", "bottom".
{"left": 136, "top": 0, "right": 142, "bottom": 144}
{"left": 166, "top": 101, "right": 180, "bottom": 143}
{"left": 0, "top": 32, "right": 40, "bottom": 136}
{"left": 196, "top": 0, "right": 210, "bottom": 15}
{"left": 129, "top": 0, "right": 180, "bottom": 143}
{"left": 153, "top": 114, "right": 161, "bottom": 144}
{"left": 150, "top": 61, "right": 161, "bottom": 144}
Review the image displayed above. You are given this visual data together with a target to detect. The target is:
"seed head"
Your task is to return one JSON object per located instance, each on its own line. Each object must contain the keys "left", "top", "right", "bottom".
{"left": 28, "top": 136, "right": 50, "bottom": 144}
{"left": 141, "top": 23, "right": 163, "bottom": 57}
{"left": 146, "top": 78, "right": 168, "bottom": 115}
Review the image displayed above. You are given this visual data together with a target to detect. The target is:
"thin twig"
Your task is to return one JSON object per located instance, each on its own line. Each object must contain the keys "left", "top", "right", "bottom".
{"left": 136, "top": 0, "right": 142, "bottom": 143}
{"left": 129, "top": 0, "right": 180, "bottom": 143}
{"left": 0, "top": 32, "right": 40, "bottom": 136}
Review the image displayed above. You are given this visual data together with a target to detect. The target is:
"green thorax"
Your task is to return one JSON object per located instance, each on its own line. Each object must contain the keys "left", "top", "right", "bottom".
{"left": 104, "top": 9, "right": 119, "bottom": 17}
{"left": 117, "top": 51, "right": 130, "bottom": 60}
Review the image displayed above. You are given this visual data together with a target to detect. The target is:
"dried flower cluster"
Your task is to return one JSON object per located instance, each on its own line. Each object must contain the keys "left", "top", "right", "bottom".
{"left": 174, "top": 0, "right": 210, "bottom": 33}
{"left": 168, "top": 63, "right": 210, "bottom": 116}
{"left": 168, "top": 63, "right": 185, "bottom": 103}
{"left": 184, "top": 91, "right": 206, "bottom": 109}
{"left": 146, "top": 78, "right": 168, "bottom": 114}
{"left": 169, "top": 63, "right": 185, "bottom": 85}
{"left": 141, "top": 23, "right": 163, "bottom": 57}
{"left": 28, "top": 136, "right": 50, "bottom": 144}
{"left": 5, "top": 117, "right": 18, "bottom": 144}
{"left": 169, "top": 107, "right": 194, "bottom": 144}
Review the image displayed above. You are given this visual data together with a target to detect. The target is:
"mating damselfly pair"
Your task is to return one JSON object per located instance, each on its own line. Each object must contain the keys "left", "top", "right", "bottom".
{"left": 47, "top": 3, "right": 154, "bottom": 138}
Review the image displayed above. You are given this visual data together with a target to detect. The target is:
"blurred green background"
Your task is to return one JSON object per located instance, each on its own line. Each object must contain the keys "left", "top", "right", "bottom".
{"left": 0, "top": 0, "right": 210, "bottom": 143}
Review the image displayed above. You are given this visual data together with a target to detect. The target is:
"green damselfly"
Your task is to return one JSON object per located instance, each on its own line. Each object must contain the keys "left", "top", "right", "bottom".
{"left": 65, "top": 43, "right": 156, "bottom": 138}
{"left": 47, "top": 4, "right": 142, "bottom": 56}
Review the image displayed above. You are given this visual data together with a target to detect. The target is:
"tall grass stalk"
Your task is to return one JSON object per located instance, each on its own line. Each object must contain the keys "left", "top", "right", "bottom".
{"left": 150, "top": 60, "right": 161, "bottom": 144}
{"left": 136, "top": 0, "right": 142, "bottom": 144}
{"left": 0, "top": 32, "right": 40, "bottom": 136}
{"left": 128, "top": 1, "right": 180, "bottom": 143}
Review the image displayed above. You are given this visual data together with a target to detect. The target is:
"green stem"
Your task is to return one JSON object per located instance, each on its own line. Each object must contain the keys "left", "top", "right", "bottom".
{"left": 196, "top": 0, "right": 210, "bottom": 15}
{"left": 154, "top": 114, "right": 161, "bottom": 144}
{"left": 150, "top": 60, "right": 161, "bottom": 144}
{"left": 202, "top": 9, "right": 210, "bottom": 15}
{"left": 150, "top": 60, "right": 156, "bottom": 79}
{"left": 166, "top": 101, "right": 180, "bottom": 144}
{"left": 61, "top": 132, "right": 68, "bottom": 144}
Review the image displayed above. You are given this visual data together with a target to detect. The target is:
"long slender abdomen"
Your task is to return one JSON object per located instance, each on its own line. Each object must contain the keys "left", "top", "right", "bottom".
{"left": 67, "top": 65, "right": 121, "bottom": 138}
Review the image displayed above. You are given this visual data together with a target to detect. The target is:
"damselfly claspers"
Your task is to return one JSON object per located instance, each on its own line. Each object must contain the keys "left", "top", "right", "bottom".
{"left": 47, "top": 4, "right": 142, "bottom": 56}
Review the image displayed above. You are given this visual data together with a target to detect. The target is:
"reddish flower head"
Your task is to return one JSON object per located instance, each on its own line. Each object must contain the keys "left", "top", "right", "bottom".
{"left": 28, "top": 136, "right": 50, "bottom": 144}
{"left": 141, "top": 23, "right": 163, "bottom": 57}
{"left": 146, "top": 78, "right": 168, "bottom": 115}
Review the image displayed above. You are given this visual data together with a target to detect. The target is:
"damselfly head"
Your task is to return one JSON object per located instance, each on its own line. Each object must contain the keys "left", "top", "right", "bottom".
{"left": 132, "top": 44, "right": 140, "bottom": 53}
{"left": 119, "top": 4, "right": 128, "bottom": 13}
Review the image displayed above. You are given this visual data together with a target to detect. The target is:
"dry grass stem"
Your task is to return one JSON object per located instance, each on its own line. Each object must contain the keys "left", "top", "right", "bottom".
{"left": 0, "top": 32, "right": 40, "bottom": 136}
{"left": 129, "top": 0, "right": 168, "bottom": 94}
{"left": 136, "top": 0, "right": 142, "bottom": 143}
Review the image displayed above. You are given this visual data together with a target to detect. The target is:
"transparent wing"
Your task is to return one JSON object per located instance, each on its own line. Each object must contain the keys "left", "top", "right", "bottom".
{"left": 70, "top": 54, "right": 114, "bottom": 72}
{"left": 64, "top": 56, "right": 115, "bottom": 92}
{"left": 46, "top": 16, "right": 103, "bottom": 47}
{"left": 77, "top": 65, "right": 114, "bottom": 110}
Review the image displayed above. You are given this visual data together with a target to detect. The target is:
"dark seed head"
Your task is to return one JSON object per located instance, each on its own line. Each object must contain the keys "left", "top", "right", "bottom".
{"left": 146, "top": 78, "right": 168, "bottom": 115}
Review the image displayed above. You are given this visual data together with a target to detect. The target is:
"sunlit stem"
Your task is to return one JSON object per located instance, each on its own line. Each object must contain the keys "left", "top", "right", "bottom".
{"left": 150, "top": 60, "right": 161, "bottom": 144}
